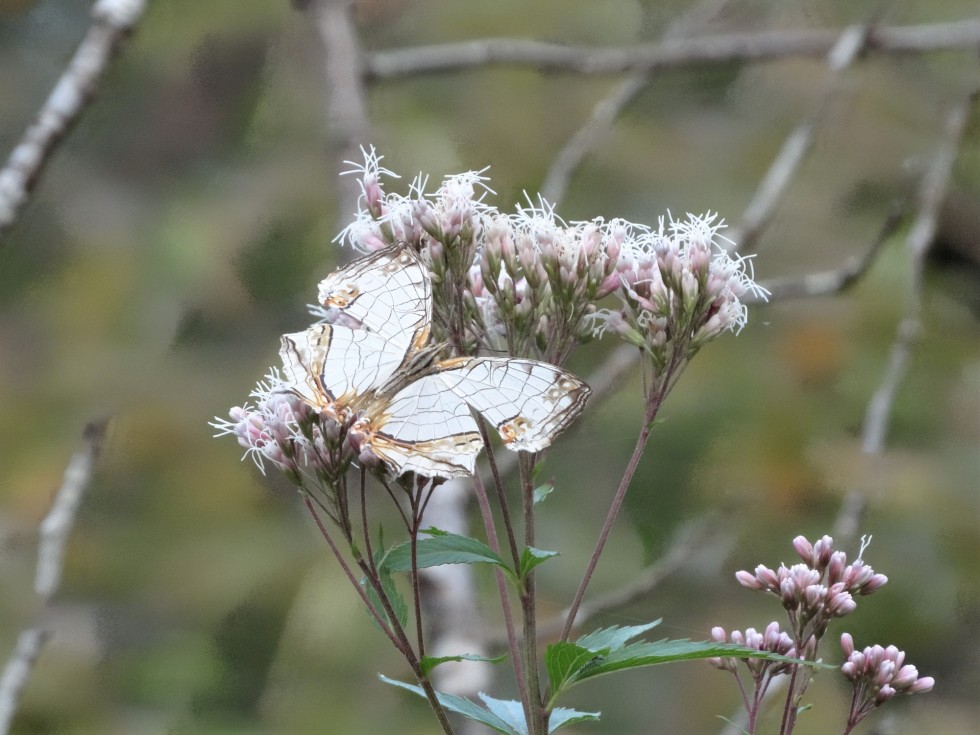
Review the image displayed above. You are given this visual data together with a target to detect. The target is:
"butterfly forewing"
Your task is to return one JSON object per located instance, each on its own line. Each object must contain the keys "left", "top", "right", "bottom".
{"left": 435, "top": 358, "right": 592, "bottom": 452}
{"left": 317, "top": 245, "right": 431, "bottom": 356}
{"left": 279, "top": 324, "right": 407, "bottom": 411}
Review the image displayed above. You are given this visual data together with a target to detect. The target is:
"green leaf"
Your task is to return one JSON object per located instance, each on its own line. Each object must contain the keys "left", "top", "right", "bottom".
{"left": 568, "top": 639, "right": 811, "bottom": 685}
{"left": 420, "top": 652, "right": 507, "bottom": 677}
{"left": 478, "top": 693, "right": 528, "bottom": 735}
{"left": 532, "top": 482, "right": 554, "bottom": 504}
{"left": 549, "top": 706, "right": 601, "bottom": 733}
{"left": 362, "top": 557, "right": 408, "bottom": 630}
{"left": 384, "top": 530, "right": 512, "bottom": 579}
{"left": 380, "top": 676, "right": 523, "bottom": 735}
{"left": 575, "top": 621, "right": 661, "bottom": 652}
{"left": 519, "top": 547, "right": 558, "bottom": 581}
{"left": 545, "top": 641, "right": 609, "bottom": 697}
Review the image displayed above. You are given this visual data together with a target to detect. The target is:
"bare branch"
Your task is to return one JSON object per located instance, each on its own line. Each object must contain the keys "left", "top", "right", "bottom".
{"left": 0, "top": 0, "right": 146, "bottom": 245}
{"left": 0, "top": 420, "right": 107, "bottom": 735}
{"left": 484, "top": 515, "right": 728, "bottom": 647}
{"left": 858, "top": 96, "right": 972, "bottom": 458}
{"left": 365, "top": 20, "right": 980, "bottom": 80}
{"left": 549, "top": 515, "right": 729, "bottom": 639}
{"left": 727, "top": 22, "right": 872, "bottom": 251}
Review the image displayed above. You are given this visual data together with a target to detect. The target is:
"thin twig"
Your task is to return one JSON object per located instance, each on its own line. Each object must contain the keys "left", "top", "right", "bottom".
{"left": 300, "top": 0, "right": 373, "bottom": 218}
{"left": 851, "top": 93, "right": 973, "bottom": 468}
{"left": 0, "top": 0, "right": 146, "bottom": 244}
{"left": 365, "top": 20, "right": 980, "bottom": 79}
{"left": 0, "top": 420, "right": 108, "bottom": 735}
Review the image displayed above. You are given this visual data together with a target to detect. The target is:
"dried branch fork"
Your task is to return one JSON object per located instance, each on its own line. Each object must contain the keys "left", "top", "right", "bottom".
{"left": 0, "top": 0, "right": 146, "bottom": 245}
{"left": 365, "top": 19, "right": 980, "bottom": 79}
{"left": 0, "top": 421, "right": 108, "bottom": 735}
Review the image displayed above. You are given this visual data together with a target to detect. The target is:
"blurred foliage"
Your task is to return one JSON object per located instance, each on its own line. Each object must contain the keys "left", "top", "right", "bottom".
{"left": 1, "top": 1, "right": 978, "bottom": 733}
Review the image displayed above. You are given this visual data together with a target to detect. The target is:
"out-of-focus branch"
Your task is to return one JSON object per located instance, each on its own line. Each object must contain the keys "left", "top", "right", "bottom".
{"left": 298, "top": 0, "right": 372, "bottom": 218}
{"left": 718, "top": 93, "right": 973, "bottom": 735}
{"left": 541, "top": 0, "right": 734, "bottom": 205}
{"left": 366, "top": 20, "right": 980, "bottom": 79}
{"left": 540, "top": 516, "right": 729, "bottom": 644}
{"left": 727, "top": 22, "right": 873, "bottom": 251}
{"left": 0, "top": 0, "right": 146, "bottom": 245}
{"left": 0, "top": 421, "right": 108, "bottom": 735}
{"left": 752, "top": 195, "right": 909, "bottom": 303}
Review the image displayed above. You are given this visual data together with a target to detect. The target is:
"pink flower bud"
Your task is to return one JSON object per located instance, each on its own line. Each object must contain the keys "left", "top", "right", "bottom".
{"left": 735, "top": 570, "right": 766, "bottom": 590}
{"left": 827, "top": 551, "right": 846, "bottom": 585}
{"left": 909, "top": 676, "right": 935, "bottom": 694}
{"left": 711, "top": 626, "right": 727, "bottom": 642}
{"left": 793, "top": 535, "right": 814, "bottom": 564}
{"left": 813, "top": 535, "right": 834, "bottom": 568}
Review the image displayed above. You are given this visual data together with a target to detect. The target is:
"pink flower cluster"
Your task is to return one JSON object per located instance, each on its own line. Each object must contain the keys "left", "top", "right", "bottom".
{"left": 708, "top": 621, "right": 798, "bottom": 677}
{"left": 736, "top": 534, "right": 887, "bottom": 643}
{"left": 211, "top": 377, "right": 352, "bottom": 489}
{"left": 593, "top": 212, "right": 767, "bottom": 373}
{"left": 333, "top": 149, "right": 763, "bottom": 365}
{"left": 840, "top": 633, "right": 934, "bottom": 730}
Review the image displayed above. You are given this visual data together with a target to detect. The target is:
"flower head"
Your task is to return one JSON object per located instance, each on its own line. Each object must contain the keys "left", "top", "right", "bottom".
{"left": 591, "top": 212, "right": 766, "bottom": 375}
{"left": 735, "top": 535, "right": 886, "bottom": 646}
{"left": 211, "top": 371, "right": 354, "bottom": 489}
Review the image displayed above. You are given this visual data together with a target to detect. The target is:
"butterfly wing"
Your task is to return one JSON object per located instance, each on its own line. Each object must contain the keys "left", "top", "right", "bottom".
{"left": 279, "top": 324, "right": 408, "bottom": 412}
{"left": 317, "top": 244, "right": 431, "bottom": 356}
{"left": 435, "top": 357, "right": 591, "bottom": 452}
{"left": 353, "top": 375, "right": 484, "bottom": 478}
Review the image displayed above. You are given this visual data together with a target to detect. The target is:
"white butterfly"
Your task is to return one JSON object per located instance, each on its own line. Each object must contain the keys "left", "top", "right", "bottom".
{"left": 279, "top": 245, "right": 591, "bottom": 478}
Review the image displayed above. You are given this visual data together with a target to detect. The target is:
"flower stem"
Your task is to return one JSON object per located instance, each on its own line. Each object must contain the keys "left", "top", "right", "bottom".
{"left": 559, "top": 392, "right": 661, "bottom": 643}
{"left": 471, "top": 468, "right": 532, "bottom": 730}
{"left": 519, "top": 453, "right": 547, "bottom": 735}
{"left": 304, "top": 494, "right": 456, "bottom": 735}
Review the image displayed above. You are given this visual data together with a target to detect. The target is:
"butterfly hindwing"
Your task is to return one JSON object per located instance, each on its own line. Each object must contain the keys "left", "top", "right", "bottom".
{"left": 435, "top": 357, "right": 592, "bottom": 452}
{"left": 356, "top": 375, "right": 483, "bottom": 478}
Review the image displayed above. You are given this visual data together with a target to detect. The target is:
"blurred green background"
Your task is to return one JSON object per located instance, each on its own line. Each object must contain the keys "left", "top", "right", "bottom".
{"left": 1, "top": 1, "right": 978, "bottom": 733}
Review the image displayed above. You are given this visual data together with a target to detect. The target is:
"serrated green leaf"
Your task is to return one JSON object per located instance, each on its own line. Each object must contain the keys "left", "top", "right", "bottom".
{"left": 519, "top": 546, "right": 558, "bottom": 581}
{"left": 549, "top": 706, "right": 602, "bottom": 733}
{"left": 545, "top": 641, "right": 609, "bottom": 697}
{"left": 532, "top": 482, "right": 554, "bottom": 504}
{"left": 380, "top": 676, "right": 523, "bottom": 735}
{"left": 420, "top": 652, "right": 507, "bottom": 677}
{"left": 576, "top": 621, "right": 661, "bottom": 652}
{"left": 384, "top": 531, "right": 511, "bottom": 579}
